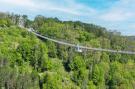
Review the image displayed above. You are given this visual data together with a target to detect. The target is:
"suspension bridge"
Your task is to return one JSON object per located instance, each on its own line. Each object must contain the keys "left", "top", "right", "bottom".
{"left": 27, "top": 28, "right": 135, "bottom": 55}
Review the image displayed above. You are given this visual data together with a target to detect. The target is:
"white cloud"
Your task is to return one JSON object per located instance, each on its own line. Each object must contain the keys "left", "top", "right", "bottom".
{"left": 0, "top": 0, "right": 96, "bottom": 16}
{"left": 1, "top": 0, "right": 37, "bottom": 9}
{"left": 100, "top": 10, "right": 134, "bottom": 22}
{"left": 129, "top": 24, "right": 135, "bottom": 29}
{"left": 0, "top": 0, "right": 40, "bottom": 11}
{"left": 99, "top": 0, "right": 135, "bottom": 22}
{"left": 40, "top": 0, "right": 96, "bottom": 16}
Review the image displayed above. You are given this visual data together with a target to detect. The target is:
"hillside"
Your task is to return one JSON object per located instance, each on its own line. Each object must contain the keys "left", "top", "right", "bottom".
{"left": 0, "top": 12, "right": 135, "bottom": 89}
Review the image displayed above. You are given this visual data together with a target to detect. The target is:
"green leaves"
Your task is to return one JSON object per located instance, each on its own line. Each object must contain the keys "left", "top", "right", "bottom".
{"left": 69, "top": 56, "right": 85, "bottom": 71}
{"left": 1, "top": 13, "right": 135, "bottom": 89}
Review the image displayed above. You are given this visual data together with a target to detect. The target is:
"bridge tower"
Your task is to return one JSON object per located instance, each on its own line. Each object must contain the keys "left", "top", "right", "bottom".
{"left": 18, "top": 16, "right": 24, "bottom": 28}
{"left": 76, "top": 44, "right": 82, "bottom": 52}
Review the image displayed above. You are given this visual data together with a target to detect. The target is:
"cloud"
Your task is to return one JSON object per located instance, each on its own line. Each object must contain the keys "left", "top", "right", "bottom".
{"left": 0, "top": 0, "right": 96, "bottom": 16}
{"left": 99, "top": 0, "right": 135, "bottom": 22}
{"left": 1, "top": 0, "right": 37, "bottom": 9}
{"left": 129, "top": 24, "right": 135, "bottom": 30}
{"left": 100, "top": 10, "right": 134, "bottom": 22}
{"left": 0, "top": 0, "right": 40, "bottom": 12}
{"left": 40, "top": 0, "right": 96, "bottom": 16}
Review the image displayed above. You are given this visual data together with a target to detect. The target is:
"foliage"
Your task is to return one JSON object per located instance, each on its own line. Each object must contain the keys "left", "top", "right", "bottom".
{"left": 0, "top": 12, "right": 135, "bottom": 89}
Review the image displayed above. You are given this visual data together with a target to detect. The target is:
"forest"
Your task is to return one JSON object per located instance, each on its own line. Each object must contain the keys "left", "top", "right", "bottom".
{"left": 0, "top": 12, "right": 135, "bottom": 89}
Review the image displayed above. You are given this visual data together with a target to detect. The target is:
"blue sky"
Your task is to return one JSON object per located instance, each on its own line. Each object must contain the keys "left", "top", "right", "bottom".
{"left": 0, "top": 0, "right": 135, "bottom": 36}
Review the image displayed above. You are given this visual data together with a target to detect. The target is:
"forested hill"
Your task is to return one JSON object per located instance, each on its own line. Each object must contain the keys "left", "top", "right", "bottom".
{"left": 127, "top": 36, "right": 135, "bottom": 41}
{"left": 0, "top": 12, "right": 135, "bottom": 89}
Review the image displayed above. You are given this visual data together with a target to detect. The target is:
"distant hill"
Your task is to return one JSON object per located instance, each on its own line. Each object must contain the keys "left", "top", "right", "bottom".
{"left": 127, "top": 36, "right": 135, "bottom": 41}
